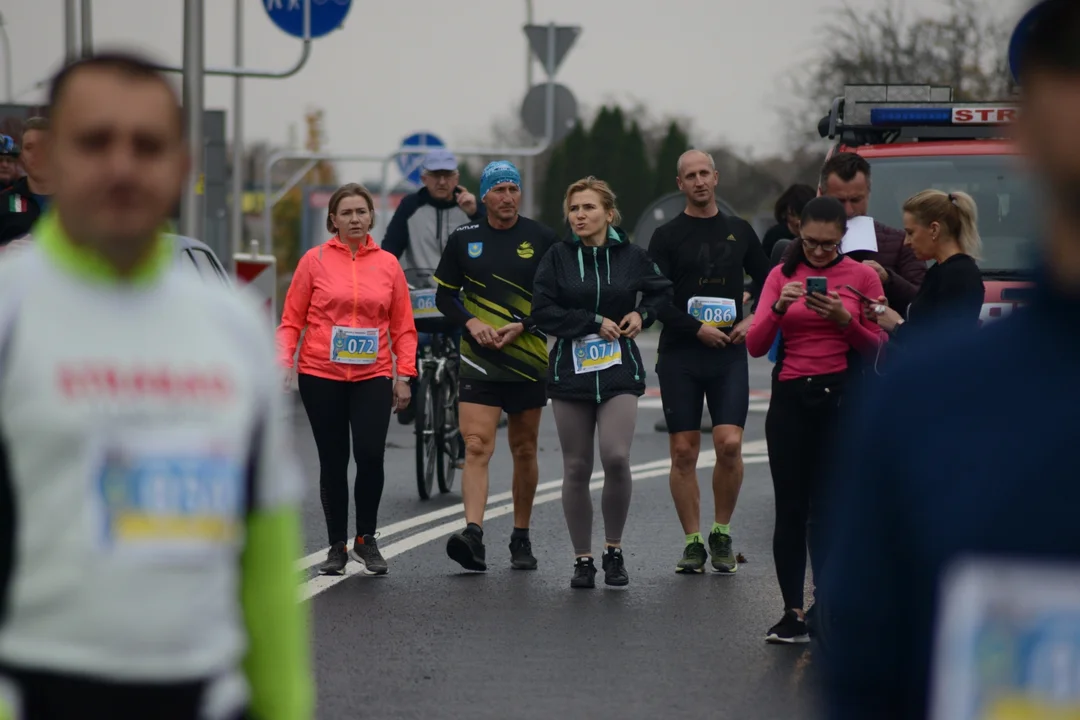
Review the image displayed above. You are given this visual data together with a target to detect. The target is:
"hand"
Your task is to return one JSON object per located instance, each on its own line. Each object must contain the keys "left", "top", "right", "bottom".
{"left": 466, "top": 318, "right": 499, "bottom": 348}
{"left": 742, "top": 291, "right": 751, "bottom": 305}
{"left": 805, "top": 290, "right": 853, "bottom": 327}
{"left": 696, "top": 323, "right": 730, "bottom": 348}
{"left": 392, "top": 380, "right": 411, "bottom": 413}
{"left": 729, "top": 314, "right": 753, "bottom": 344}
{"left": 494, "top": 322, "right": 524, "bottom": 349}
{"left": 598, "top": 317, "right": 622, "bottom": 341}
{"left": 863, "top": 259, "right": 888, "bottom": 284}
{"left": 456, "top": 186, "right": 478, "bottom": 216}
{"left": 774, "top": 281, "right": 805, "bottom": 312}
{"left": 865, "top": 295, "right": 902, "bottom": 332}
{"left": 281, "top": 366, "right": 296, "bottom": 392}
{"left": 618, "top": 311, "right": 643, "bottom": 338}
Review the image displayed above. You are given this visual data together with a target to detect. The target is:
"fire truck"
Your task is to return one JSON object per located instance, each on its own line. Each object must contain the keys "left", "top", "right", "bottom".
{"left": 819, "top": 84, "right": 1034, "bottom": 325}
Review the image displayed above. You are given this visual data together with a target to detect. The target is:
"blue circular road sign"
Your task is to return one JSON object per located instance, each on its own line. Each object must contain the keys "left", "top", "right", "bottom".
{"left": 263, "top": 0, "right": 352, "bottom": 40}
{"left": 1009, "top": 0, "right": 1049, "bottom": 83}
{"left": 397, "top": 132, "right": 446, "bottom": 186}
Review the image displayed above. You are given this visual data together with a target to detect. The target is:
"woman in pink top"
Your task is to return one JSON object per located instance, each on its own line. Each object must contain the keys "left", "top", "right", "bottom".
{"left": 278, "top": 183, "right": 418, "bottom": 577}
{"left": 746, "top": 196, "right": 886, "bottom": 645}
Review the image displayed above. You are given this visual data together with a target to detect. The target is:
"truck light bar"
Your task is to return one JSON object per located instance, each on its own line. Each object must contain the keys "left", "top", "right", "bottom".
{"left": 870, "top": 108, "right": 952, "bottom": 125}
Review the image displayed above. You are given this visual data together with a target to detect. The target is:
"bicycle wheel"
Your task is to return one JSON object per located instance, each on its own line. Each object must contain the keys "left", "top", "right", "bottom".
{"left": 438, "top": 376, "right": 462, "bottom": 494}
{"left": 414, "top": 370, "right": 438, "bottom": 500}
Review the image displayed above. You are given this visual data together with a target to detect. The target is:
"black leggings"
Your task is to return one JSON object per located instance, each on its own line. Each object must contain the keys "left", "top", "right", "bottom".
{"left": 765, "top": 373, "right": 845, "bottom": 610}
{"left": 298, "top": 374, "right": 392, "bottom": 544}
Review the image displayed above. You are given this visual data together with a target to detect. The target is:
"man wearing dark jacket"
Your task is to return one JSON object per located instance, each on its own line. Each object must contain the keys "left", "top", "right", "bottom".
{"left": 782, "top": 152, "right": 926, "bottom": 312}
{"left": 0, "top": 117, "right": 50, "bottom": 245}
{"left": 820, "top": 3, "right": 1080, "bottom": 718}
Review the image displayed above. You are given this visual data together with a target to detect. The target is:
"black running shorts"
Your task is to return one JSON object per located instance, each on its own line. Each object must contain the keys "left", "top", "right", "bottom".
{"left": 458, "top": 378, "right": 547, "bottom": 414}
{"left": 656, "top": 344, "right": 750, "bottom": 433}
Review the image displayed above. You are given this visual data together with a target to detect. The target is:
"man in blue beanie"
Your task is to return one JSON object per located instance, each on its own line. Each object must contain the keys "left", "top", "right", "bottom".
{"left": 819, "top": 2, "right": 1080, "bottom": 718}
{"left": 433, "top": 160, "right": 560, "bottom": 572}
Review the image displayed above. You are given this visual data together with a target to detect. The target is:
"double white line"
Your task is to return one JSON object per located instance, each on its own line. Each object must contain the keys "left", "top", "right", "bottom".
{"left": 299, "top": 438, "right": 771, "bottom": 601}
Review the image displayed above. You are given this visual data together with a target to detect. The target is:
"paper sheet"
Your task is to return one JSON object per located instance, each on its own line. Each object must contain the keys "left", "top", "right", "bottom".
{"left": 841, "top": 215, "right": 878, "bottom": 254}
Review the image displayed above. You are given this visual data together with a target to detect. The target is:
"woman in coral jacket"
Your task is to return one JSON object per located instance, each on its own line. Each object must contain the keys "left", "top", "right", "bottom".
{"left": 278, "top": 183, "right": 418, "bottom": 577}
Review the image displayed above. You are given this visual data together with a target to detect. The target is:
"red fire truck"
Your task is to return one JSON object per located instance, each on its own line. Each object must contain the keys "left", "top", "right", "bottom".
{"left": 819, "top": 84, "right": 1035, "bottom": 325}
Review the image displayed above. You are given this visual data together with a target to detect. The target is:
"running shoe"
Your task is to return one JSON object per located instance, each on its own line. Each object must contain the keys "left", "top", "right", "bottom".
{"left": 766, "top": 610, "right": 810, "bottom": 644}
{"left": 709, "top": 531, "right": 738, "bottom": 574}
{"left": 350, "top": 534, "right": 388, "bottom": 576}
{"left": 602, "top": 547, "right": 629, "bottom": 586}
{"left": 571, "top": 556, "right": 596, "bottom": 589}
{"left": 509, "top": 536, "right": 538, "bottom": 570}
{"left": 446, "top": 527, "right": 487, "bottom": 571}
{"left": 676, "top": 541, "right": 708, "bottom": 573}
{"left": 318, "top": 541, "right": 348, "bottom": 575}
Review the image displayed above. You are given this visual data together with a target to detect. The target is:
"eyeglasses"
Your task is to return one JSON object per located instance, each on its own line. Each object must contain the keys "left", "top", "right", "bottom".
{"left": 802, "top": 237, "right": 840, "bottom": 252}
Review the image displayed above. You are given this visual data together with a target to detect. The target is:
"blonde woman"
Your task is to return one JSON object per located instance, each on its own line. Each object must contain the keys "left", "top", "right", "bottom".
{"left": 531, "top": 177, "right": 673, "bottom": 589}
{"left": 868, "top": 190, "right": 985, "bottom": 340}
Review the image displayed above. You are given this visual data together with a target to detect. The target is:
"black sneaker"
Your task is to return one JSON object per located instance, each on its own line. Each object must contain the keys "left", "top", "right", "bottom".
{"left": 676, "top": 541, "right": 708, "bottom": 573}
{"left": 709, "top": 531, "right": 737, "bottom": 574}
{"left": 571, "top": 557, "right": 596, "bottom": 589}
{"left": 318, "top": 541, "right": 348, "bottom": 575}
{"left": 446, "top": 527, "right": 487, "bottom": 571}
{"left": 349, "top": 534, "right": 388, "bottom": 576}
{"left": 766, "top": 610, "right": 810, "bottom": 644}
{"left": 509, "top": 536, "right": 538, "bottom": 570}
{"left": 602, "top": 547, "right": 629, "bottom": 586}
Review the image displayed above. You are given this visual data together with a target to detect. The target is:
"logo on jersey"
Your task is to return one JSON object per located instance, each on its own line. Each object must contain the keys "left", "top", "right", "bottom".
{"left": 467, "top": 242, "right": 483, "bottom": 258}
{"left": 516, "top": 241, "right": 534, "bottom": 259}
{"left": 726, "top": 233, "right": 736, "bottom": 241}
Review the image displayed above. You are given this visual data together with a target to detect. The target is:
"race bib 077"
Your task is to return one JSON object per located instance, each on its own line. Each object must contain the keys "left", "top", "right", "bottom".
{"left": 572, "top": 334, "right": 622, "bottom": 375}
{"left": 410, "top": 288, "right": 443, "bottom": 319}
{"left": 687, "top": 296, "right": 737, "bottom": 328}
{"left": 330, "top": 326, "right": 379, "bottom": 365}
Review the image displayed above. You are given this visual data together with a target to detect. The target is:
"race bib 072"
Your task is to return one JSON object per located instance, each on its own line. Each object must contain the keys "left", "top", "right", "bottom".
{"left": 330, "top": 326, "right": 378, "bottom": 365}
{"left": 410, "top": 288, "right": 443, "bottom": 319}
{"left": 572, "top": 334, "right": 622, "bottom": 375}
{"left": 687, "top": 296, "right": 737, "bottom": 328}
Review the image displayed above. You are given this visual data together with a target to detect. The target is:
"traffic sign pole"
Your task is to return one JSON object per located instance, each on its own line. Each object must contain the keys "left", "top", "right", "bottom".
{"left": 180, "top": 0, "right": 205, "bottom": 242}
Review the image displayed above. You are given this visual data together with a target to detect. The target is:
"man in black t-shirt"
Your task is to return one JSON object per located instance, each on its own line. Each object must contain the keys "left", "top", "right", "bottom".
{"left": 434, "top": 160, "right": 558, "bottom": 573}
{"left": 648, "top": 149, "right": 771, "bottom": 576}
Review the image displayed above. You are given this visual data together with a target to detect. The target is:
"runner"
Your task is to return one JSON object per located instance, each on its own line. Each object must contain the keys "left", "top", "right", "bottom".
{"left": 434, "top": 160, "right": 558, "bottom": 572}
{"left": 532, "top": 177, "right": 672, "bottom": 588}
{"left": 0, "top": 53, "right": 310, "bottom": 720}
{"left": 278, "top": 182, "right": 417, "bottom": 577}
{"left": 647, "top": 149, "right": 771, "bottom": 575}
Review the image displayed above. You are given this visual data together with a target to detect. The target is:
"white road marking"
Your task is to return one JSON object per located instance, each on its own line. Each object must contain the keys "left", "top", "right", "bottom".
{"left": 637, "top": 397, "right": 769, "bottom": 412}
{"left": 301, "top": 446, "right": 771, "bottom": 600}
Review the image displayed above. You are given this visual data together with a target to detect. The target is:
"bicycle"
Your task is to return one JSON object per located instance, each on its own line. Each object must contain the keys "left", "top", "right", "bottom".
{"left": 406, "top": 268, "right": 464, "bottom": 500}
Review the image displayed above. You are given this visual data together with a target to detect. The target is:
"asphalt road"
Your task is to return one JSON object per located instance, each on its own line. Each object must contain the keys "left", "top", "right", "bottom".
{"left": 290, "top": 330, "right": 822, "bottom": 720}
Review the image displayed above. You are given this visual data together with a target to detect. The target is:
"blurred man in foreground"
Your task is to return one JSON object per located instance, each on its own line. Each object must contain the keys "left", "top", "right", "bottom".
{"left": 0, "top": 53, "right": 311, "bottom": 719}
{"left": 820, "top": 2, "right": 1080, "bottom": 718}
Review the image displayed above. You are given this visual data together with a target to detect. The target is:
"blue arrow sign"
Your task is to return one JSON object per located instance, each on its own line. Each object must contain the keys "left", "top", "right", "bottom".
{"left": 397, "top": 132, "right": 446, "bottom": 186}
{"left": 263, "top": 0, "right": 352, "bottom": 40}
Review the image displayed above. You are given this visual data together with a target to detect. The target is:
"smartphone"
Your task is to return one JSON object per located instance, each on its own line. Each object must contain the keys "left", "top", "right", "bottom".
{"left": 844, "top": 283, "right": 878, "bottom": 305}
{"left": 805, "top": 276, "right": 828, "bottom": 296}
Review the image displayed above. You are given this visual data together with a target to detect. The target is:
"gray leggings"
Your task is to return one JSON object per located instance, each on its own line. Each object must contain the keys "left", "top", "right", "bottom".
{"left": 551, "top": 395, "right": 638, "bottom": 555}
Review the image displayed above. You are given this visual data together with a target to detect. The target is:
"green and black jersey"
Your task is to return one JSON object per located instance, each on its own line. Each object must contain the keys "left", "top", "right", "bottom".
{"left": 434, "top": 216, "right": 558, "bottom": 382}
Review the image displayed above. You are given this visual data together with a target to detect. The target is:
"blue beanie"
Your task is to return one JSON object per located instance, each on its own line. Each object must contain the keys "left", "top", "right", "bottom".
{"left": 479, "top": 160, "right": 521, "bottom": 200}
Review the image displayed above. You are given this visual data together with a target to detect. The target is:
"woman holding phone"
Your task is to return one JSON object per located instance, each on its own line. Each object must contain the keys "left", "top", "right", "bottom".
{"left": 746, "top": 196, "right": 886, "bottom": 643}
{"left": 531, "top": 177, "right": 672, "bottom": 589}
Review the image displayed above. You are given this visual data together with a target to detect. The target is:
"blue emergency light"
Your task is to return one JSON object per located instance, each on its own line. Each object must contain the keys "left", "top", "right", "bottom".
{"left": 870, "top": 108, "right": 953, "bottom": 125}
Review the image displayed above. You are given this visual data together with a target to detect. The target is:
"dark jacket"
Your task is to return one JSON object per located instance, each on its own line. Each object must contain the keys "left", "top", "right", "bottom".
{"left": 782, "top": 220, "right": 926, "bottom": 311}
{"left": 532, "top": 226, "right": 673, "bottom": 403}
{"left": 0, "top": 177, "right": 44, "bottom": 246}
{"left": 381, "top": 187, "right": 484, "bottom": 272}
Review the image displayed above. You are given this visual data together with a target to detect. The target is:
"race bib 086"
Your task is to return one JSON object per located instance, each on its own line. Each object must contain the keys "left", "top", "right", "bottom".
{"left": 688, "top": 296, "right": 738, "bottom": 328}
{"left": 572, "top": 334, "right": 622, "bottom": 375}
{"left": 410, "top": 288, "right": 443, "bottom": 319}
{"left": 330, "top": 326, "right": 378, "bottom": 365}
{"left": 91, "top": 430, "right": 245, "bottom": 562}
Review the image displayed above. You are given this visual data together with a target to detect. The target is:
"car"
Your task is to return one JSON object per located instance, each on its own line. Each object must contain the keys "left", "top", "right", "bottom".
{"left": 169, "top": 233, "right": 231, "bottom": 285}
{"left": 819, "top": 84, "right": 1034, "bottom": 325}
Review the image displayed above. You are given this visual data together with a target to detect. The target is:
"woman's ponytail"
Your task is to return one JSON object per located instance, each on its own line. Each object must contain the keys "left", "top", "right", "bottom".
{"left": 949, "top": 191, "right": 982, "bottom": 259}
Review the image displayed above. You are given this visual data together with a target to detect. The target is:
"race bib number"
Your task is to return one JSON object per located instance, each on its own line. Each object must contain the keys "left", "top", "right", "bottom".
{"left": 330, "top": 326, "right": 378, "bottom": 365}
{"left": 930, "top": 558, "right": 1080, "bottom": 720}
{"left": 410, "top": 288, "right": 443, "bottom": 319}
{"left": 91, "top": 430, "right": 244, "bottom": 562}
{"left": 572, "top": 334, "right": 622, "bottom": 375}
{"left": 688, "top": 296, "right": 737, "bottom": 328}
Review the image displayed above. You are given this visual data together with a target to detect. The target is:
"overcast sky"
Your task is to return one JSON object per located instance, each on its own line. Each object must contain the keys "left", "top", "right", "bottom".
{"left": 2, "top": 0, "right": 1027, "bottom": 184}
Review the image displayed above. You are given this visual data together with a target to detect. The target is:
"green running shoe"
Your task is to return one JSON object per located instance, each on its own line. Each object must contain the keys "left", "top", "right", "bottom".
{"left": 676, "top": 540, "right": 708, "bottom": 574}
{"left": 709, "top": 531, "right": 737, "bottom": 574}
